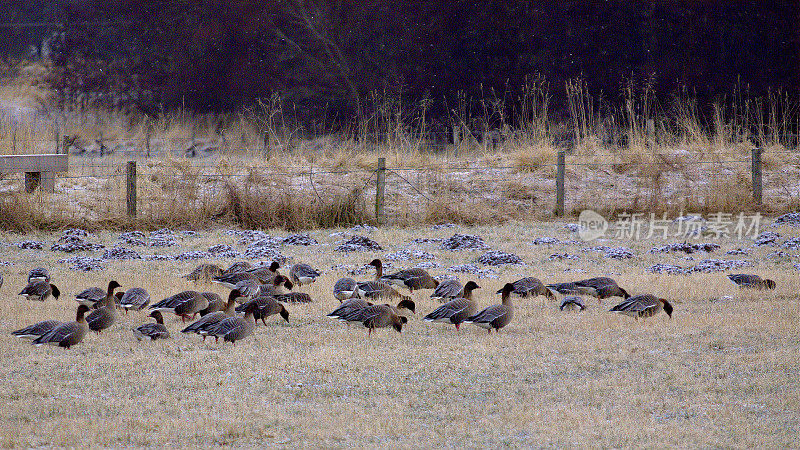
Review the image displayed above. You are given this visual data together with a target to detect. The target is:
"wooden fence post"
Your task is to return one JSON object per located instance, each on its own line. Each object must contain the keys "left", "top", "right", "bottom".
{"left": 145, "top": 128, "right": 151, "bottom": 158}
{"left": 751, "top": 147, "right": 762, "bottom": 205}
{"left": 375, "top": 157, "right": 386, "bottom": 225}
{"left": 126, "top": 161, "right": 137, "bottom": 218}
{"left": 556, "top": 150, "right": 565, "bottom": 216}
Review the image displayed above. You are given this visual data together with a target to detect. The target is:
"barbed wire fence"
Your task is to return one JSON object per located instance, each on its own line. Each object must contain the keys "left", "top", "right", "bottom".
{"left": 0, "top": 130, "right": 798, "bottom": 229}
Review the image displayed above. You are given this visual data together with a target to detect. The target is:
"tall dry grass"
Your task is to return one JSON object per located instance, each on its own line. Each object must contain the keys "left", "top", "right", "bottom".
{"left": 1, "top": 63, "right": 799, "bottom": 229}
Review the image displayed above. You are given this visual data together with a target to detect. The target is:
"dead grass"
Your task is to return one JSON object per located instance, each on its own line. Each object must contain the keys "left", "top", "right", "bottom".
{"left": 1, "top": 65, "right": 799, "bottom": 229}
{"left": 0, "top": 222, "right": 798, "bottom": 447}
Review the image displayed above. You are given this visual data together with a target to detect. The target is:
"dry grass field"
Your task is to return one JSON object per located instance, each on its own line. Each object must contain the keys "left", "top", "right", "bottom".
{"left": 1, "top": 221, "right": 798, "bottom": 447}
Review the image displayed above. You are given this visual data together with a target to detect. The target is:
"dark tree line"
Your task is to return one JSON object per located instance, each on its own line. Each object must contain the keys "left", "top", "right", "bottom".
{"left": 8, "top": 0, "right": 799, "bottom": 125}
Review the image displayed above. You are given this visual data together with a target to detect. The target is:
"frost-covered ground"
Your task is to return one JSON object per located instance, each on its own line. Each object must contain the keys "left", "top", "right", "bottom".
{"left": 0, "top": 219, "right": 798, "bottom": 447}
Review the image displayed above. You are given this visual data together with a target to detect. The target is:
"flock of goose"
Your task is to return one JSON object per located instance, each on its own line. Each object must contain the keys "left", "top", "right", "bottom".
{"left": 8, "top": 259, "right": 777, "bottom": 349}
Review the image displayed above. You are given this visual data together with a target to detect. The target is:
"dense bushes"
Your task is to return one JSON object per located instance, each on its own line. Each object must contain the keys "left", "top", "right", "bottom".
{"left": 10, "top": 1, "right": 797, "bottom": 124}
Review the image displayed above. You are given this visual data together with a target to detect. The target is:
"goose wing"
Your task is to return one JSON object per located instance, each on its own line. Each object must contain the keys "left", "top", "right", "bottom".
{"left": 12, "top": 320, "right": 62, "bottom": 338}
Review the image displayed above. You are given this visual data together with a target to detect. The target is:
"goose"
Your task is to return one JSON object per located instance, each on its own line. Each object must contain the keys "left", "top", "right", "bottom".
{"left": 356, "top": 304, "right": 408, "bottom": 335}
{"left": 327, "top": 298, "right": 373, "bottom": 321}
{"left": 198, "top": 292, "right": 225, "bottom": 316}
{"left": 274, "top": 292, "right": 312, "bottom": 303}
{"left": 609, "top": 294, "right": 673, "bottom": 319}
{"left": 546, "top": 282, "right": 598, "bottom": 297}
{"left": 183, "top": 263, "right": 224, "bottom": 282}
{"left": 424, "top": 281, "right": 480, "bottom": 331}
{"left": 465, "top": 283, "right": 515, "bottom": 333}
{"left": 355, "top": 281, "right": 408, "bottom": 302}
{"left": 333, "top": 277, "right": 359, "bottom": 301}
{"left": 256, "top": 275, "right": 294, "bottom": 297}
{"left": 74, "top": 286, "right": 106, "bottom": 307}
{"left": 334, "top": 299, "right": 415, "bottom": 326}
{"left": 245, "top": 261, "right": 282, "bottom": 283}
{"left": 373, "top": 259, "right": 439, "bottom": 292}
{"left": 289, "top": 263, "right": 321, "bottom": 286}
{"left": 430, "top": 279, "right": 464, "bottom": 302}
{"left": 118, "top": 287, "right": 150, "bottom": 313}
{"left": 727, "top": 274, "right": 776, "bottom": 290}
{"left": 212, "top": 272, "right": 262, "bottom": 290}
{"left": 19, "top": 280, "right": 61, "bottom": 302}
{"left": 499, "top": 277, "right": 556, "bottom": 300}
{"left": 574, "top": 277, "right": 630, "bottom": 300}
{"left": 149, "top": 291, "right": 209, "bottom": 322}
{"left": 12, "top": 320, "right": 62, "bottom": 340}
{"left": 236, "top": 294, "right": 290, "bottom": 325}
{"left": 560, "top": 296, "right": 586, "bottom": 311}
{"left": 32, "top": 305, "right": 90, "bottom": 348}
{"left": 27, "top": 267, "right": 50, "bottom": 283}
{"left": 224, "top": 261, "right": 254, "bottom": 274}
{"left": 183, "top": 290, "right": 242, "bottom": 340}
{"left": 85, "top": 280, "right": 121, "bottom": 333}
{"left": 132, "top": 311, "right": 170, "bottom": 341}
{"left": 232, "top": 279, "right": 262, "bottom": 300}
{"left": 206, "top": 301, "right": 259, "bottom": 345}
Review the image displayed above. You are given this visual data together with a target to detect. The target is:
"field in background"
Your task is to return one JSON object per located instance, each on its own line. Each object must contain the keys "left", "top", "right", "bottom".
{"left": 1, "top": 62, "right": 799, "bottom": 230}
{"left": 0, "top": 221, "right": 798, "bottom": 447}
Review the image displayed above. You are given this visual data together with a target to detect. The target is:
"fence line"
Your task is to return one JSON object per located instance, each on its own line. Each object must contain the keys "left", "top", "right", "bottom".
{"left": 0, "top": 142, "right": 794, "bottom": 227}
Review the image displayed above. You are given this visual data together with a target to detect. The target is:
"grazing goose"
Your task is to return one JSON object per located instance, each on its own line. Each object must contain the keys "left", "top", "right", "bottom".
{"left": 256, "top": 275, "right": 294, "bottom": 297}
{"left": 289, "top": 263, "right": 321, "bottom": 286}
{"left": 499, "top": 277, "right": 556, "bottom": 300}
{"left": 183, "top": 263, "right": 224, "bottom": 282}
{"left": 12, "top": 320, "right": 62, "bottom": 340}
{"left": 357, "top": 304, "right": 408, "bottom": 335}
{"left": 237, "top": 294, "right": 290, "bottom": 325}
{"left": 133, "top": 311, "right": 170, "bottom": 341}
{"left": 355, "top": 281, "right": 408, "bottom": 301}
{"left": 183, "top": 290, "right": 242, "bottom": 340}
{"left": 430, "top": 279, "right": 464, "bottom": 302}
{"left": 86, "top": 281, "right": 121, "bottom": 333}
{"left": 206, "top": 301, "right": 259, "bottom": 345}
{"left": 27, "top": 267, "right": 50, "bottom": 283}
{"left": 32, "top": 305, "right": 90, "bottom": 348}
{"left": 373, "top": 259, "right": 439, "bottom": 292}
{"left": 327, "top": 298, "right": 373, "bottom": 321}
{"left": 609, "top": 294, "right": 673, "bottom": 320}
{"left": 560, "top": 296, "right": 586, "bottom": 311}
{"left": 233, "top": 279, "right": 262, "bottom": 300}
{"left": 150, "top": 291, "right": 208, "bottom": 322}
{"left": 727, "top": 274, "right": 776, "bottom": 290}
{"left": 245, "top": 261, "right": 282, "bottom": 283}
{"left": 173, "top": 291, "right": 209, "bottom": 322}
{"left": 19, "top": 280, "right": 61, "bottom": 302}
{"left": 546, "top": 282, "right": 598, "bottom": 297}
{"left": 199, "top": 292, "right": 225, "bottom": 316}
{"left": 335, "top": 299, "right": 414, "bottom": 326}
{"left": 74, "top": 286, "right": 106, "bottom": 307}
{"left": 424, "top": 281, "right": 480, "bottom": 331}
{"left": 465, "top": 283, "right": 515, "bottom": 333}
{"left": 575, "top": 277, "right": 630, "bottom": 300}
{"left": 274, "top": 292, "right": 312, "bottom": 303}
{"left": 224, "top": 261, "right": 254, "bottom": 274}
{"left": 212, "top": 272, "right": 262, "bottom": 290}
{"left": 333, "top": 277, "right": 359, "bottom": 301}
{"left": 118, "top": 287, "right": 151, "bottom": 313}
